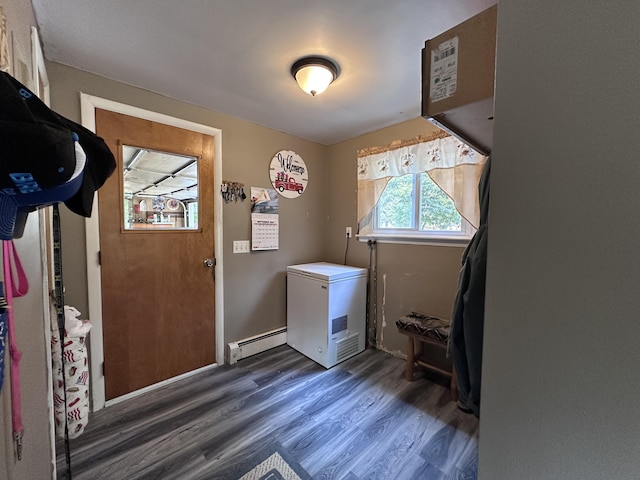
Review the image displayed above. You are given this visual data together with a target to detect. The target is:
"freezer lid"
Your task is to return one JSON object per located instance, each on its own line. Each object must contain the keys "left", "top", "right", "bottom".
{"left": 287, "top": 262, "right": 367, "bottom": 281}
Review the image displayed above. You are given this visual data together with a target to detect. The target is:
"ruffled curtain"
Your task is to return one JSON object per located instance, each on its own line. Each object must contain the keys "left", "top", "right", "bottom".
{"left": 357, "top": 132, "right": 488, "bottom": 233}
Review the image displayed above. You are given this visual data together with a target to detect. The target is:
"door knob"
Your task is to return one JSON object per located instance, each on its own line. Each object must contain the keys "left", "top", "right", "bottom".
{"left": 203, "top": 258, "right": 215, "bottom": 268}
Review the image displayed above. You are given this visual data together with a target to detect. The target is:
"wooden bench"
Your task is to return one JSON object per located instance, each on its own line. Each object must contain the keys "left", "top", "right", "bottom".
{"left": 396, "top": 312, "right": 457, "bottom": 399}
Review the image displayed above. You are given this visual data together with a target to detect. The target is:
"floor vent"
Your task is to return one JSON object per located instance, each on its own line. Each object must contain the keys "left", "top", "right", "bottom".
{"left": 227, "top": 327, "right": 287, "bottom": 365}
{"left": 336, "top": 333, "right": 360, "bottom": 364}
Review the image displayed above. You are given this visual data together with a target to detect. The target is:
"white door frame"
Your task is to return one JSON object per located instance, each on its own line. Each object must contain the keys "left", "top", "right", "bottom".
{"left": 80, "top": 94, "right": 224, "bottom": 411}
{"left": 31, "top": 26, "right": 60, "bottom": 476}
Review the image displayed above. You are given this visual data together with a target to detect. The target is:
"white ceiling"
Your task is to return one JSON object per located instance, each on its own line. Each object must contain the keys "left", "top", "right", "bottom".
{"left": 31, "top": 0, "right": 496, "bottom": 145}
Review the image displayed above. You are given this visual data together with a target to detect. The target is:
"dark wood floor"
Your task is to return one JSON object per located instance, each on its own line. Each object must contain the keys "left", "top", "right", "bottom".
{"left": 57, "top": 345, "right": 478, "bottom": 480}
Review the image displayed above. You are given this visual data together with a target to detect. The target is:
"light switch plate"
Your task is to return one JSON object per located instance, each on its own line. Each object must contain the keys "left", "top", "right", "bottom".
{"left": 233, "top": 240, "right": 251, "bottom": 253}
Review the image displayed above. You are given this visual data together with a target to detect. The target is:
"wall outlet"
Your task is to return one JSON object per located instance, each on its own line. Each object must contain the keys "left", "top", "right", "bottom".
{"left": 233, "top": 240, "right": 251, "bottom": 253}
{"left": 345, "top": 227, "right": 352, "bottom": 237}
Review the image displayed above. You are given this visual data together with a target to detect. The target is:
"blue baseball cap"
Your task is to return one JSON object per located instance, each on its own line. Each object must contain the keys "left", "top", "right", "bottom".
{"left": 0, "top": 140, "right": 86, "bottom": 240}
{"left": 0, "top": 71, "right": 116, "bottom": 224}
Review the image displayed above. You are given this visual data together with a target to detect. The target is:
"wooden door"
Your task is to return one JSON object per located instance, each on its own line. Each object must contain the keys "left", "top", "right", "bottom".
{"left": 96, "top": 109, "right": 215, "bottom": 400}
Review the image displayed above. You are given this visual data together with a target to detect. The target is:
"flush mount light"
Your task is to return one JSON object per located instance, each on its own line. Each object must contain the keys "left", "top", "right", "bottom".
{"left": 291, "top": 56, "right": 339, "bottom": 96}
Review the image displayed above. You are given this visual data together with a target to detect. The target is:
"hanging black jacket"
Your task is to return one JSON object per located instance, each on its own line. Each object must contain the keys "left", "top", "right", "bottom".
{"left": 450, "top": 156, "right": 490, "bottom": 417}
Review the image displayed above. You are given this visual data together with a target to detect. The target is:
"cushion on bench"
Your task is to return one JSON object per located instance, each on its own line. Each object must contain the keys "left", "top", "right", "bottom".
{"left": 396, "top": 312, "right": 450, "bottom": 342}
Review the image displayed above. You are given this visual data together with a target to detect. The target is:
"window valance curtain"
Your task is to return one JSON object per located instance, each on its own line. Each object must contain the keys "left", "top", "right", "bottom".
{"left": 357, "top": 132, "right": 488, "bottom": 232}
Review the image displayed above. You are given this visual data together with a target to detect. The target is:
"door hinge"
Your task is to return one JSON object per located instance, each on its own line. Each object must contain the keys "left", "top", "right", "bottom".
{"left": 98, "top": 250, "right": 101, "bottom": 266}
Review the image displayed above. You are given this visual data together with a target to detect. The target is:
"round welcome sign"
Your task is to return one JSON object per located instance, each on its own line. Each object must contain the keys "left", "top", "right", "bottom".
{"left": 269, "top": 150, "right": 308, "bottom": 198}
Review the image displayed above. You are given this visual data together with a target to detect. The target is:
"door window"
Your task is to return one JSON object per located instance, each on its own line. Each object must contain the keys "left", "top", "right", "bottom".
{"left": 122, "top": 145, "right": 199, "bottom": 230}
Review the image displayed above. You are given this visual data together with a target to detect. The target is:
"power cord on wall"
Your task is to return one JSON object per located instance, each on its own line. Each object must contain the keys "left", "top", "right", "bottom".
{"left": 343, "top": 228, "right": 351, "bottom": 265}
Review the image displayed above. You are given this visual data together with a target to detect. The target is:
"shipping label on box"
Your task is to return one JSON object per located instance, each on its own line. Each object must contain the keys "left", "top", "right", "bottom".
{"left": 429, "top": 36, "right": 458, "bottom": 103}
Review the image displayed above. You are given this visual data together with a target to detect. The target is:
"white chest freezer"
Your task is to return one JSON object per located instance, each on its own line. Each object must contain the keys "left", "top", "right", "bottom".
{"left": 286, "top": 262, "right": 367, "bottom": 368}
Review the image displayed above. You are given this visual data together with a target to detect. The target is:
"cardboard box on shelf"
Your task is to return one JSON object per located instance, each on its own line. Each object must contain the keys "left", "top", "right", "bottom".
{"left": 422, "top": 4, "right": 497, "bottom": 155}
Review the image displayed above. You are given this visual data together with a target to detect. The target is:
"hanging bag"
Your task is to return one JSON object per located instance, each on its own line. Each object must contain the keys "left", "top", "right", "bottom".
{"left": 51, "top": 305, "right": 91, "bottom": 439}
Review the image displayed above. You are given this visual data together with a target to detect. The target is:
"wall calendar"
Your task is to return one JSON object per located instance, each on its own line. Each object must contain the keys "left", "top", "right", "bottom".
{"left": 250, "top": 187, "right": 279, "bottom": 251}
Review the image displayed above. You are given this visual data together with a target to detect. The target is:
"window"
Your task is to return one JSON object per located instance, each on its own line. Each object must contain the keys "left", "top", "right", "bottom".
{"left": 122, "top": 145, "right": 199, "bottom": 231}
{"left": 373, "top": 173, "right": 475, "bottom": 243}
{"left": 357, "top": 133, "right": 487, "bottom": 245}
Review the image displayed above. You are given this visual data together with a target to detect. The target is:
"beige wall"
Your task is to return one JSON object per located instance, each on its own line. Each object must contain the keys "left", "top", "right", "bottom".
{"left": 326, "top": 118, "right": 465, "bottom": 355}
{"left": 480, "top": 1, "right": 640, "bottom": 479}
{"left": 1, "top": 2, "right": 55, "bottom": 479}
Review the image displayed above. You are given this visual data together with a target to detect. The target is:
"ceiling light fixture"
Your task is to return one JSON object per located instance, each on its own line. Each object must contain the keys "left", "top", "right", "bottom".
{"left": 291, "top": 56, "right": 339, "bottom": 96}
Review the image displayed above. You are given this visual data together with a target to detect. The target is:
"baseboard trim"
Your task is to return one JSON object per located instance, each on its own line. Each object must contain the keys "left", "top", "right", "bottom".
{"left": 103, "top": 363, "right": 218, "bottom": 408}
{"left": 227, "top": 327, "right": 287, "bottom": 365}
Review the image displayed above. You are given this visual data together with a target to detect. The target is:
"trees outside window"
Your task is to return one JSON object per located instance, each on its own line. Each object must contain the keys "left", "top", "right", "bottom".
{"left": 375, "top": 173, "right": 472, "bottom": 240}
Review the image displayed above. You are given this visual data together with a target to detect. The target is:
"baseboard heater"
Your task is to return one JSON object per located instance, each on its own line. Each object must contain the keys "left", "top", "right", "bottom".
{"left": 227, "top": 327, "right": 287, "bottom": 365}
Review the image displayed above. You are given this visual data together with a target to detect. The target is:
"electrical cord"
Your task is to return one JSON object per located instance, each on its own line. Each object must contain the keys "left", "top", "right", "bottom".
{"left": 343, "top": 232, "right": 350, "bottom": 265}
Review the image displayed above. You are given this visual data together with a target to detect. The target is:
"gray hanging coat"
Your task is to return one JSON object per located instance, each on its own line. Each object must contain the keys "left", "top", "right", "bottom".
{"left": 450, "top": 156, "right": 490, "bottom": 417}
